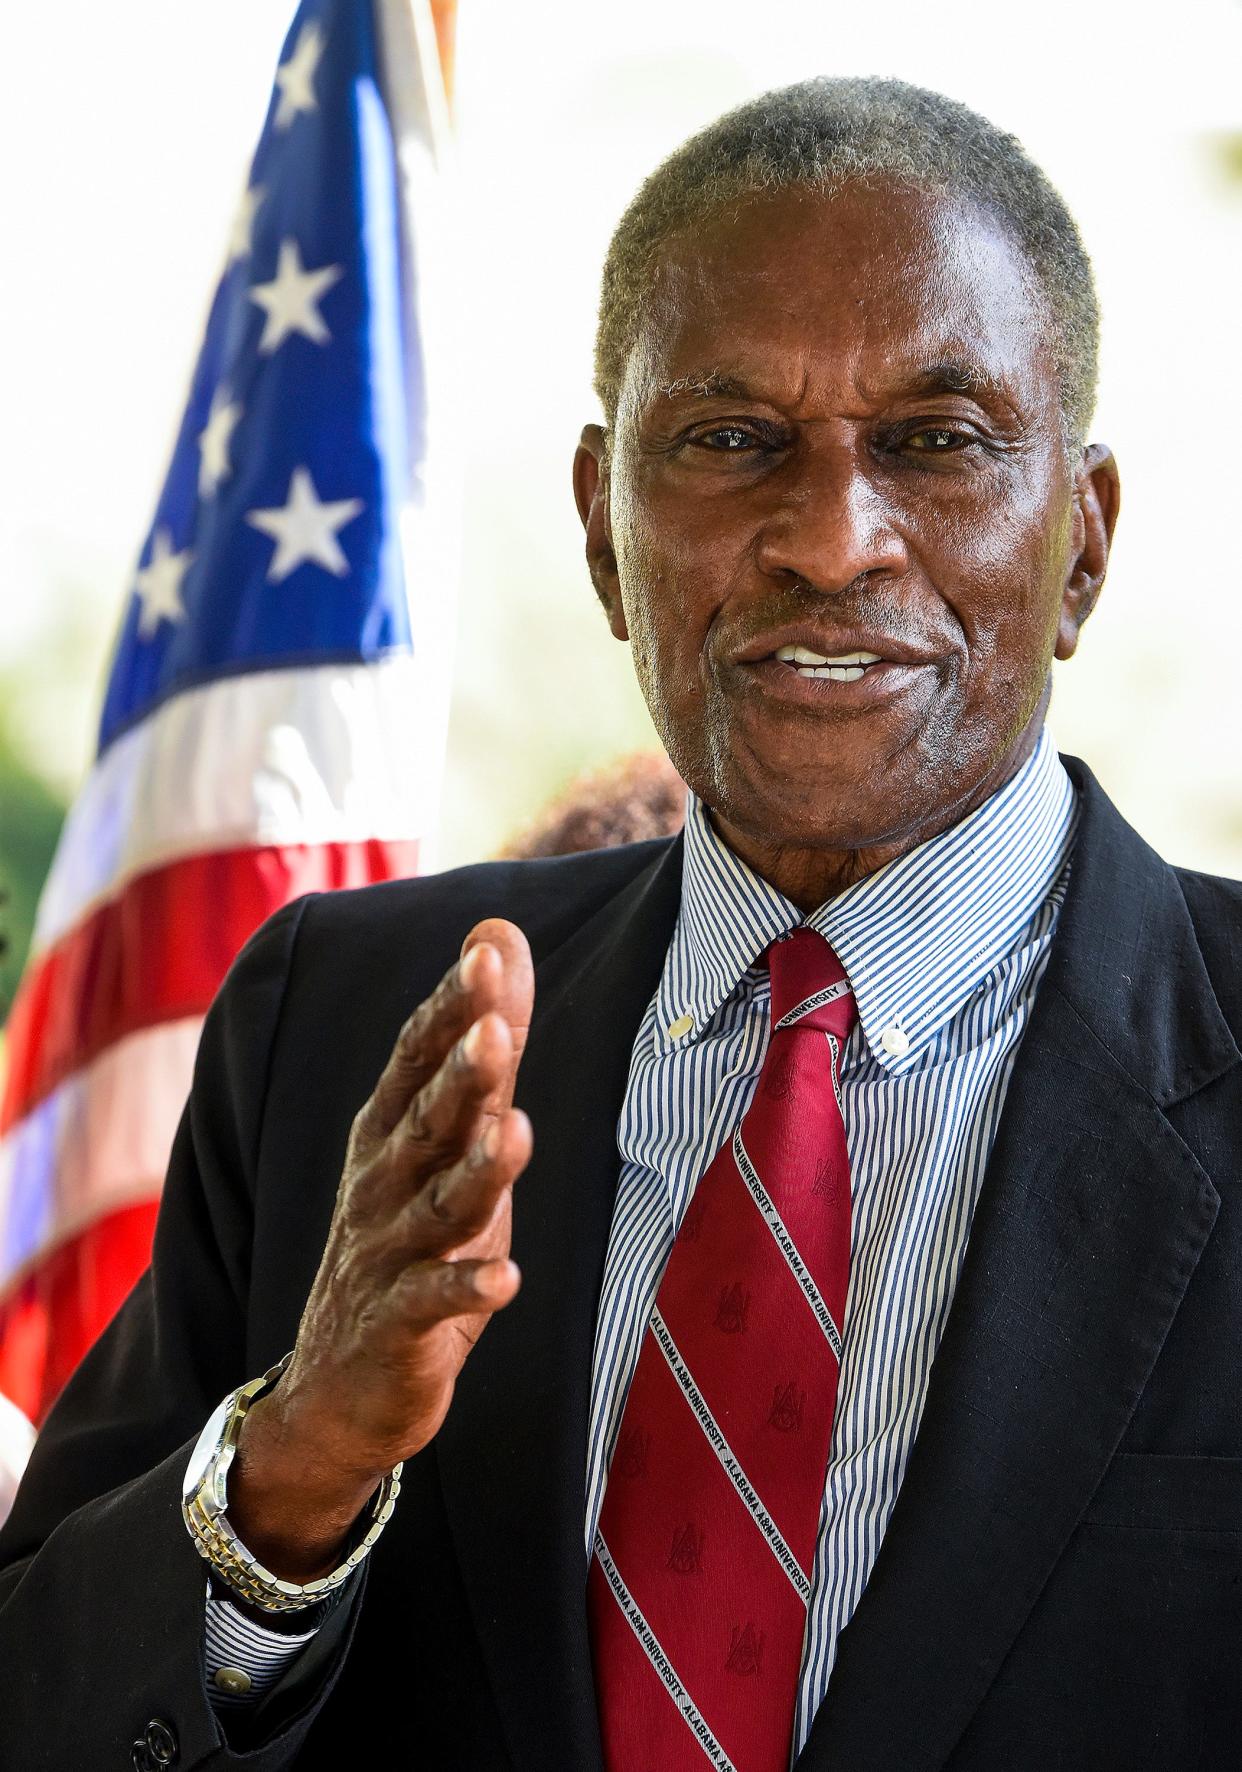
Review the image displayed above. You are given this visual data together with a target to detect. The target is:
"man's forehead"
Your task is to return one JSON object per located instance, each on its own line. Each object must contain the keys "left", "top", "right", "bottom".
{"left": 629, "top": 283, "right": 1045, "bottom": 421}
{"left": 626, "top": 182, "right": 1048, "bottom": 407}
{"left": 655, "top": 177, "right": 1022, "bottom": 285}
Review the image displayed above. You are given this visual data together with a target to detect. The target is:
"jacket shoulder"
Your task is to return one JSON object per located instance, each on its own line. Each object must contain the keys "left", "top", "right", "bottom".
{"left": 288, "top": 838, "right": 677, "bottom": 989}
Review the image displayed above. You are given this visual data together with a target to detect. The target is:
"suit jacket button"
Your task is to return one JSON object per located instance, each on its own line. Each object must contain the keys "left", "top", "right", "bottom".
{"left": 145, "top": 1719, "right": 178, "bottom": 1765}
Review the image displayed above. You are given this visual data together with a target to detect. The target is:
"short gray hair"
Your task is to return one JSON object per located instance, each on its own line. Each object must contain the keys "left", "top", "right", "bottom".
{"left": 594, "top": 77, "right": 1099, "bottom": 451}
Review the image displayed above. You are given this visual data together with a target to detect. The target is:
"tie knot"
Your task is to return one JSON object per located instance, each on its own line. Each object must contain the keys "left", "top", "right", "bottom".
{"left": 767, "top": 927, "right": 856, "bottom": 1037}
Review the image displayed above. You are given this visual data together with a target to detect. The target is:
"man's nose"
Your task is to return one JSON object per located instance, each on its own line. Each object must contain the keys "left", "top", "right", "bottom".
{"left": 752, "top": 439, "right": 908, "bottom": 593}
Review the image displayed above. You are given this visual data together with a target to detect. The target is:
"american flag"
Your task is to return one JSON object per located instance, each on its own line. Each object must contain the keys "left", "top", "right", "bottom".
{"left": 0, "top": 0, "right": 459, "bottom": 1427}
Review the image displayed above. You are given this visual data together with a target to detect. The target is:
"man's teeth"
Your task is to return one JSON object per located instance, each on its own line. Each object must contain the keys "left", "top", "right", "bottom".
{"left": 773, "top": 643, "right": 883, "bottom": 681}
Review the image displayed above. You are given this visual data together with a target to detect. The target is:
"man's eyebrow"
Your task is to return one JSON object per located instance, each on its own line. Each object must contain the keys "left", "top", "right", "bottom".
{"left": 654, "top": 359, "right": 1017, "bottom": 408}
{"left": 905, "top": 359, "right": 1011, "bottom": 403}
{"left": 657, "top": 369, "right": 753, "bottom": 402}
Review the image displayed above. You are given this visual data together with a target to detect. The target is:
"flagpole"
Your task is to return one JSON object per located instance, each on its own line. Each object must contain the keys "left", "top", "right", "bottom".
{"left": 377, "top": 0, "right": 454, "bottom": 164}
{"left": 429, "top": 0, "right": 458, "bottom": 109}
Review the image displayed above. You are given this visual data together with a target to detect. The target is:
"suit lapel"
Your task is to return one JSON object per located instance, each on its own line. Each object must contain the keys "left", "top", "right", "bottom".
{"left": 434, "top": 837, "right": 683, "bottom": 1771}
{"left": 798, "top": 759, "right": 1237, "bottom": 1771}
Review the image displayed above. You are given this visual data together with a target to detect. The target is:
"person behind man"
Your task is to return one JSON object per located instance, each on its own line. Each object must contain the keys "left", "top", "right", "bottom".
{"left": 3, "top": 75, "right": 1241, "bottom": 1772}
{"left": 499, "top": 751, "right": 687, "bottom": 860}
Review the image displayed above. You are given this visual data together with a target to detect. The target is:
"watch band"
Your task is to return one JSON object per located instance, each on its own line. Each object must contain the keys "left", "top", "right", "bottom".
{"left": 182, "top": 1352, "right": 403, "bottom": 1616}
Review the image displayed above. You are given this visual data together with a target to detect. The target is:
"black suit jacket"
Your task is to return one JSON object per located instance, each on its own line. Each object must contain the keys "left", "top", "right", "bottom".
{"left": 3, "top": 756, "right": 1242, "bottom": 1771}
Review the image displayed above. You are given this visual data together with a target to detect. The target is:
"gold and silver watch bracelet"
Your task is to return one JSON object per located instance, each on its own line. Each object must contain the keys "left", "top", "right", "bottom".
{"left": 181, "top": 1351, "right": 403, "bottom": 1616}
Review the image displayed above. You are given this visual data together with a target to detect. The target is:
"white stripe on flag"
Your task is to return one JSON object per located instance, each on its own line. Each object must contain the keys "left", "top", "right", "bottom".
{"left": 0, "top": 1017, "right": 202, "bottom": 1285}
{"left": 34, "top": 657, "right": 428, "bottom": 952}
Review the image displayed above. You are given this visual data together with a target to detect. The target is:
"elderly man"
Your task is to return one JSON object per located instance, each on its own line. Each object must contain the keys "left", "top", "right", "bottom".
{"left": 3, "top": 75, "right": 1240, "bottom": 1772}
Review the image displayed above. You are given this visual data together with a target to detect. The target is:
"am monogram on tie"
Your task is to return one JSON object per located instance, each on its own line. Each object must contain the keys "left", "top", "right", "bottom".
{"left": 588, "top": 926, "right": 858, "bottom": 1772}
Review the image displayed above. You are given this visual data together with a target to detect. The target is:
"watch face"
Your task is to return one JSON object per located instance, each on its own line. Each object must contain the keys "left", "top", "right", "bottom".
{"left": 182, "top": 1394, "right": 236, "bottom": 1505}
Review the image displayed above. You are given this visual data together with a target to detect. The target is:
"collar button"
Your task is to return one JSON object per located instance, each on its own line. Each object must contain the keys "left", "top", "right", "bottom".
{"left": 880, "top": 1024, "right": 911, "bottom": 1059}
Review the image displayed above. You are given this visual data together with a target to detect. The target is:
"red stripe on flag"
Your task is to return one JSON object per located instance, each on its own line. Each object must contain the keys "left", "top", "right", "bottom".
{"left": 0, "top": 1197, "right": 161, "bottom": 1425}
{"left": 1, "top": 838, "right": 419, "bottom": 1136}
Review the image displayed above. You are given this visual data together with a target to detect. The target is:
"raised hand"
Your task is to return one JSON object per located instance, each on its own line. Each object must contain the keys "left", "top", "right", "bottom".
{"left": 228, "top": 919, "right": 535, "bottom": 1582}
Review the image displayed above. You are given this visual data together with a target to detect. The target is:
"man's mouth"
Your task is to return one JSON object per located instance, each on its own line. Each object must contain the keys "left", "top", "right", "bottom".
{"left": 771, "top": 643, "right": 884, "bottom": 683}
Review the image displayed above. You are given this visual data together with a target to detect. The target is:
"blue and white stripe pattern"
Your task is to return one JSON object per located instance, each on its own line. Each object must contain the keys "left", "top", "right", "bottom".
{"left": 204, "top": 1584, "right": 318, "bottom": 1707}
{"left": 206, "top": 726, "right": 1077, "bottom": 1725}
{"left": 587, "top": 725, "right": 1077, "bottom": 1760}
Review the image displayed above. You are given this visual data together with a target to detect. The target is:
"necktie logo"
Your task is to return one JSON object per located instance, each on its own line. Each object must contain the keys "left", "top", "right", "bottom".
{"left": 714, "top": 1281, "right": 751, "bottom": 1333}
{"left": 615, "top": 1427, "right": 651, "bottom": 1480}
{"left": 726, "top": 1623, "right": 766, "bottom": 1676}
{"left": 812, "top": 1154, "right": 842, "bottom": 1201}
{"left": 667, "top": 1522, "right": 705, "bottom": 1574}
{"left": 678, "top": 1191, "right": 709, "bottom": 1243}
{"left": 764, "top": 1047, "right": 797, "bottom": 1100}
{"left": 768, "top": 1382, "right": 805, "bottom": 1433}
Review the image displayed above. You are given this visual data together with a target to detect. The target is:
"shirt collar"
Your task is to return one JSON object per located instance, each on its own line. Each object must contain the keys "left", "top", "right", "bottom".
{"left": 656, "top": 726, "right": 1077, "bottom": 1070}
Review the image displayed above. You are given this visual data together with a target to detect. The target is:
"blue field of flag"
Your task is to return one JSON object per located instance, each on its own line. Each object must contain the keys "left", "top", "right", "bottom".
{"left": 99, "top": 0, "right": 417, "bottom": 754}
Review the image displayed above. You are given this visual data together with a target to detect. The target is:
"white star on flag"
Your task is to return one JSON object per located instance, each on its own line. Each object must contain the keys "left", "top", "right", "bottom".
{"left": 274, "top": 21, "right": 324, "bottom": 130}
{"left": 197, "top": 388, "right": 243, "bottom": 496}
{"left": 245, "top": 467, "right": 365, "bottom": 583}
{"left": 248, "top": 238, "right": 344, "bottom": 354}
{"left": 227, "top": 184, "right": 266, "bottom": 266}
{"left": 133, "top": 530, "right": 194, "bottom": 635}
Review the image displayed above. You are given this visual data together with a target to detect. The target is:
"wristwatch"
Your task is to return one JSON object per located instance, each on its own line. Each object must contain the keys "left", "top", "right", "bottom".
{"left": 181, "top": 1352, "right": 403, "bottom": 1616}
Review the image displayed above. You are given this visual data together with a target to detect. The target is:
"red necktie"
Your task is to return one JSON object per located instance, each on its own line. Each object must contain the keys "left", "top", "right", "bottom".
{"left": 588, "top": 928, "right": 858, "bottom": 1772}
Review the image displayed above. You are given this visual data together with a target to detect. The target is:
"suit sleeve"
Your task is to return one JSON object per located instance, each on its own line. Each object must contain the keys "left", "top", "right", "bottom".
{"left": 0, "top": 896, "right": 364, "bottom": 1770}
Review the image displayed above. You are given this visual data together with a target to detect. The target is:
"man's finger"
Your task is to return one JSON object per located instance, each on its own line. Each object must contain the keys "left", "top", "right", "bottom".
{"left": 393, "top": 1255, "right": 522, "bottom": 1333}
{"left": 460, "top": 920, "right": 534, "bottom": 1090}
{"left": 354, "top": 941, "right": 504, "bottom": 1150}
{"left": 400, "top": 1106, "right": 533, "bottom": 1260}
{"left": 378, "top": 1012, "right": 515, "bottom": 1202}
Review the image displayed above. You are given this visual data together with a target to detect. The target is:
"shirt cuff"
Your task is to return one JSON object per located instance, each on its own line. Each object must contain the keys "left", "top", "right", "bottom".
{"left": 204, "top": 1583, "right": 322, "bottom": 1708}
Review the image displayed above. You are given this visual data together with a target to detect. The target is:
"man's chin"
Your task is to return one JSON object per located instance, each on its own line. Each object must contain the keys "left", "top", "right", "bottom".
{"left": 703, "top": 778, "right": 930, "bottom": 863}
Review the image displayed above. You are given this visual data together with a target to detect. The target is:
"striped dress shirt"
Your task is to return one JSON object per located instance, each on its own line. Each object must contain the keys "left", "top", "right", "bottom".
{"left": 206, "top": 726, "right": 1078, "bottom": 1741}
{"left": 588, "top": 723, "right": 1076, "bottom": 1757}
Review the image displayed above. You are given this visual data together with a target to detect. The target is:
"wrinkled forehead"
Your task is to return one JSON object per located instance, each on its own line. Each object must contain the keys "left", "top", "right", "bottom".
{"left": 619, "top": 182, "right": 1055, "bottom": 420}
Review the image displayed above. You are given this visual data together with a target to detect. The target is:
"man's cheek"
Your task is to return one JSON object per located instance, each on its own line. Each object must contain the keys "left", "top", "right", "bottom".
{"left": 619, "top": 589, "right": 670, "bottom": 703}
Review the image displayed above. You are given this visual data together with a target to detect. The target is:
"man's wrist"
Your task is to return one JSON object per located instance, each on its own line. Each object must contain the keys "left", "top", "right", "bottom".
{"left": 182, "top": 1364, "right": 402, "bottom": 1614}
{"left": 227, "top": 1393, "right": 385, "bottom": 1584}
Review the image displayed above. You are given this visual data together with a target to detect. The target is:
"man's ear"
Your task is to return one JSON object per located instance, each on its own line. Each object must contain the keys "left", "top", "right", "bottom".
{"left": 1055, "top": 442, "right": 1121, "bottom": 661}
{"left": 573, "top": 423, "right": 628, "bottom": 641}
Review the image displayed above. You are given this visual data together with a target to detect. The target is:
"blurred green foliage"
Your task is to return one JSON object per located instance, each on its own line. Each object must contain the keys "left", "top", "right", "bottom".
{"left": 0, "top": 709, "right": 67, "bottom": 1022}
{"left": 1204, "top": 131, "right": 1242, "bottom": 190}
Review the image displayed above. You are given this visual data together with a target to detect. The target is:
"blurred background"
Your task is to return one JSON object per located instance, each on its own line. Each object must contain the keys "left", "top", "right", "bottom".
{"left": 2, "top": 0, "right": 1240, "bottom": 1012}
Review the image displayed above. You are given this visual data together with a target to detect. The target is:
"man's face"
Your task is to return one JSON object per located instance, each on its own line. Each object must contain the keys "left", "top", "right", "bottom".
{"left": 577, "top": 181, "right": 1118, "bottom": 873}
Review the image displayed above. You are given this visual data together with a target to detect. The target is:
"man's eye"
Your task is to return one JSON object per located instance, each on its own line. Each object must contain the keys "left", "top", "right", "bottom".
{"left": 691, "top": 426, "right": 760, "bottom": 451}
{"left": 905, "top": 427, "right": 970, "bottom": 452}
